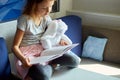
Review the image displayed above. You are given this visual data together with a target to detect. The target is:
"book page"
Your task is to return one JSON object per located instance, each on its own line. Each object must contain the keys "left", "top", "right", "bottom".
{"left": 29, "top": 43, "right": 79, "bottom": 65}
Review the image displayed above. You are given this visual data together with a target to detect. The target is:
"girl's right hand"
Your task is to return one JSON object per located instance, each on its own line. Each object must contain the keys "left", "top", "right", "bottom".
{"left": 22, "top": 57, "right": 32, "bottom": 68}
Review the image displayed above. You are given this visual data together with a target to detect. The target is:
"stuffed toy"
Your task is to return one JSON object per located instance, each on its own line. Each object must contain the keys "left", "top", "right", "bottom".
{"left": 41, "top": 19, "right": 72, "bottom": 49}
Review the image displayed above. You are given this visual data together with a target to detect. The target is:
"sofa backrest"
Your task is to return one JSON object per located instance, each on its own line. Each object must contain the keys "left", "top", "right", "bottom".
{"left": 0, "top": 20, "right": 17, "bottom": 53}
{"left": 82, "top": 25, "right": 120, "bottom": 64}
{"left": 59, "top": 15, "right": 82, "bottom": 56}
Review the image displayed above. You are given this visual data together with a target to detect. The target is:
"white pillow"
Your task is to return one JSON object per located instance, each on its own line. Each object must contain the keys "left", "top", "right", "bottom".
{"left": 82, "top": 36, "right": 108, "bottom": 61}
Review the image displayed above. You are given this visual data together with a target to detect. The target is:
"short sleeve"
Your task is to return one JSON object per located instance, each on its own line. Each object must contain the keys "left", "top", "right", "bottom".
{"left": 17, "top": 15, "right": 27, "bottom": 31}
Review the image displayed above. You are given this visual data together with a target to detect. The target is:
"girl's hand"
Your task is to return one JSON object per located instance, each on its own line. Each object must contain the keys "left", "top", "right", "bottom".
{"left": 59, "top": 39, "right": 69, "bottom": 46}
{"left": 21, "top": 57, "right": 32, "bottom": 68}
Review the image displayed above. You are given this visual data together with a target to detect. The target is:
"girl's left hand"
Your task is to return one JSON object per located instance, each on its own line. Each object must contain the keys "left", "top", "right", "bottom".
{"left": 21, "top": 57, "right": 32, "bottom": 68}
{"left": 59, "top": 39, "right": 69, "bottom": 46}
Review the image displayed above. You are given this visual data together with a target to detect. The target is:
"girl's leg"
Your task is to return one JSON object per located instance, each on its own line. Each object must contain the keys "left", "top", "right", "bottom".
{"left": 27, "top": 64, "right": 53, "bottom": 80}
{"left": 50, "top": 51, "right": 81, "bottom": 68}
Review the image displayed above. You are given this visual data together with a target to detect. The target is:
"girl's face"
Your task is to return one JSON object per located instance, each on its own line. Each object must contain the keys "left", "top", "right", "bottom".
{"left": 36, "top": 0, "right": 54, "bottom": 16}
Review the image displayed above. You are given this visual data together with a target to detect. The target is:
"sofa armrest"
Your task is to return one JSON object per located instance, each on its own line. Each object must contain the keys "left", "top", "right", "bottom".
{"left": 0, "top": 37, "right": 11, "bottom": 79}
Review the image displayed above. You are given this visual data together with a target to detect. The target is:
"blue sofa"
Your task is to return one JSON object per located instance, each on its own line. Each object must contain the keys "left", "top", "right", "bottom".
{"left": 0, "top": 38, "right": 11, "bottom": 79}
{"left": 59, "top": 15, "right": 82, "bottom": 56}
{"left": 0, "top": 15, "right": 82, "bottom": 79}
{"left": 0, "top": 38, "right": 21, "bottom": 80}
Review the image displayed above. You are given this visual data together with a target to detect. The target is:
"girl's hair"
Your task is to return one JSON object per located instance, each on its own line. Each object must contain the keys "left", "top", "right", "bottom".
{"left": 22, "top": 0, "right": 44, "bottom": 17}
{"left": 22, "top": 0, "right": 54, "bottom": 18}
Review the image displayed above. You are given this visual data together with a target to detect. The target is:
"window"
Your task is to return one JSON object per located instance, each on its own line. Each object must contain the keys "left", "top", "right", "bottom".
{"left": 51, "top": 0, "right": 60, "bottom": 13}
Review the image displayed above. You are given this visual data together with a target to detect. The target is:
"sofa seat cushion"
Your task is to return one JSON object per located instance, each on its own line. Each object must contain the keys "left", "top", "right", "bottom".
{"left": 79, "top": 58, "right": 120, "bottom": 78}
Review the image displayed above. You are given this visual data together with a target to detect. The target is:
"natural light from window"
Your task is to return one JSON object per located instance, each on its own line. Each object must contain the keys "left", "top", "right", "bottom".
{"left": 78, "top": 64, "right": 120, "bottom": 76}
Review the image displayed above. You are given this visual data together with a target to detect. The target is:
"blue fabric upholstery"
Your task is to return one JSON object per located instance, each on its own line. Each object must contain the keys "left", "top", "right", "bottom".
{"left": 59, "top": 15, "right": 82, "bottom": 56}
{"left": 0, "top": 37, "right": 11, "bottom": 79}
{"left": 0, "top": 37, "right": 21, "bottom": 79}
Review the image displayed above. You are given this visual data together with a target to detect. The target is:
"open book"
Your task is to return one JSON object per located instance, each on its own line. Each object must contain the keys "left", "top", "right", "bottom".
{"left": 29, "top": 43, "right": 79, "bottom": 65}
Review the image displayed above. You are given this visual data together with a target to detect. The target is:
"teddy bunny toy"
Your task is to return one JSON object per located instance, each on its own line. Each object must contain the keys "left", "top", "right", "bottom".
{"left": 41, "top": 19, "right": 72, "bottom": 49}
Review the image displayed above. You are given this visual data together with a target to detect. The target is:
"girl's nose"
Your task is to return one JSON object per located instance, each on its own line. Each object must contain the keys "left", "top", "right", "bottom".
{"left": 47, "top": 7, "right": 51, "bottom": 13}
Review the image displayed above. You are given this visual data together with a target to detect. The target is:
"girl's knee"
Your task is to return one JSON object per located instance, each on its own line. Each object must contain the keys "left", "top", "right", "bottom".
{"left": 75, "top": 57, "right": 81, "bottom": 66}
{"left": 68, "top": 52, "right": 81, "bottom": 67}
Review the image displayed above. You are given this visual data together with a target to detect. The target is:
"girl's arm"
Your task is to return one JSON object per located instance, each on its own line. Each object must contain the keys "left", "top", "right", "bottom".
{"left": 12, "top": 28, "right": 31, "bottom": 68}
